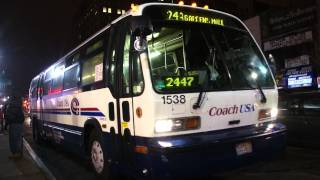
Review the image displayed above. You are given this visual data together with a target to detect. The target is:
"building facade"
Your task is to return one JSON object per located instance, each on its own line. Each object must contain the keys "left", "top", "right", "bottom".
{"left": 260, "top": 1, "right": 319, "bottom": 92}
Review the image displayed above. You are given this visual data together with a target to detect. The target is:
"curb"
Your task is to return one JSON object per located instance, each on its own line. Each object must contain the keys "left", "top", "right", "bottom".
{"left": 23, "top": 138, "right": 56, "bottom": 180}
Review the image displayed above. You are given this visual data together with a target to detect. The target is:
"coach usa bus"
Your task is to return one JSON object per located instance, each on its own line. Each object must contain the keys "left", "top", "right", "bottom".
{"left": 29, "top": 3, "right": 286, "bottom": 180}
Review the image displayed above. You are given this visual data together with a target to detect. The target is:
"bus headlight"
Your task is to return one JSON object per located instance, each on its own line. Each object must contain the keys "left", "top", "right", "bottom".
{"left": 271, "top": 108, "right": 278, "bottom": 118}
{"left": 155, "top": 116, "right": 201, "bottom": 133}
{"left": 155, "top": 120, "right": 173, "bottom": 133}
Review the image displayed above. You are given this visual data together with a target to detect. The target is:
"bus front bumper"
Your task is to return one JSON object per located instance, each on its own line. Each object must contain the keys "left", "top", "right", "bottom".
{"left": 134, "top": 122, "right": 286, "bottom": 180}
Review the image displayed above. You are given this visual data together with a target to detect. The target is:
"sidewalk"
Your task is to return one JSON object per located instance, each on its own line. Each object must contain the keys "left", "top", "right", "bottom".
{"left": 0, "top": 132, "right": 47, "bottom": 180}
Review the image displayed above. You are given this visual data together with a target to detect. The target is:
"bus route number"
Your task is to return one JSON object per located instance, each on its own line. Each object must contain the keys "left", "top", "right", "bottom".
{"left": 161, "top": 95, "right": 186, "bottom": 104}
{"left": 164, "top": 76, "right": 195, "bottom": 88}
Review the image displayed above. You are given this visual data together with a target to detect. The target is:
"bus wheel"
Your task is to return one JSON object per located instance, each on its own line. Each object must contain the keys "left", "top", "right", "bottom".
{"left": 89, "top": 131, "right": 110, "bottom": 178}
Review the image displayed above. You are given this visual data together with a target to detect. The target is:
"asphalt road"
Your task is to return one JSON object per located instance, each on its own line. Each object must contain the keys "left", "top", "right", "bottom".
{"left": 23, "top": 118, "right": 320, "bottom": 180}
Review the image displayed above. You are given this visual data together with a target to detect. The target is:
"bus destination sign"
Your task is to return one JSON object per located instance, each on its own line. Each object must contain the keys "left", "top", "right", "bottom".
{"left": 165, "top": 10, "right": 224, "bottom": 26}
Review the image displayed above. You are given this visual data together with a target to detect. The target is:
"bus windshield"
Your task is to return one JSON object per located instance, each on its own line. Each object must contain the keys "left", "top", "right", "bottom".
{"left": 146, "top": 22, "right": 274, "bottom": 93}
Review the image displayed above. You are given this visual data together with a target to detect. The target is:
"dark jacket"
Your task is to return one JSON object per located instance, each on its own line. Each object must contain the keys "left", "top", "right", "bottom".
{"left": 4, "top": 97, "right": 24, "bottom": 124}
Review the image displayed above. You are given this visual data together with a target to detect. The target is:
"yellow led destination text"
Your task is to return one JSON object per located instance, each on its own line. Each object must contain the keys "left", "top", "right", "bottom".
{"left": 166, "top": 10, "right": 224, "bottom": 26}
{"left": 164, "top": 76, "right": 196, "bottom": 88}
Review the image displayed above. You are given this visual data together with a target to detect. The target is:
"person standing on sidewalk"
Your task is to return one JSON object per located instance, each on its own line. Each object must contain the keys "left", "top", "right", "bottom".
{"left": 4, "top": 91, "right": 25, "bottom": 159}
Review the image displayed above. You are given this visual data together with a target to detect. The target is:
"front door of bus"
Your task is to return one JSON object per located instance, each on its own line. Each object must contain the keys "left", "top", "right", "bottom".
{"left": 108, "top": 24, "right": 136, "bottom": 166}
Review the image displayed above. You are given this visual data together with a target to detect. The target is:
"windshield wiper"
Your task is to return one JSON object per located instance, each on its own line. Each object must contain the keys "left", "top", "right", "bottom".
{"left": 193, "top": 87, "right": 205, "bottom": 109}
{"left": 246, "top": 67, "right": 267, "bottom": 104}
{"left": 193, "top": 47, "right": 216, "bottom": 109}
{"left": 256, "top": 81, "right": 267, "bottom": 104}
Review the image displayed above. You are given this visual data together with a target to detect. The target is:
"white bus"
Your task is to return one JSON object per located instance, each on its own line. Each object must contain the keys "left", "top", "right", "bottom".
{"left": 29, "top": 3, "right": 286, "bottom": 179}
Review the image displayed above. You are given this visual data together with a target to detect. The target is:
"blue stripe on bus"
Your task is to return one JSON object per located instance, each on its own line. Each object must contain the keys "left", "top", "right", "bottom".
{"left": 80, "top": 111, "right": 105, "bottom": 117}
{"left": 35, "top": 110, "right": 105, "bottom": 117}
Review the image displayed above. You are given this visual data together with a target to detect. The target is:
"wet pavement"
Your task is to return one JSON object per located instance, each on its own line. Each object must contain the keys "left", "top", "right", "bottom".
{"left": 21, "top": 117, "right": 320, "bottom": 180}
{"left": 0, "top": 130, "right": 47, "bottom": 180}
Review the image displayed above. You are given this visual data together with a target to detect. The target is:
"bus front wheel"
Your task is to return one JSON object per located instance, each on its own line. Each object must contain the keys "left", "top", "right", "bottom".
{"left": 89, "top": 131, "right": 111, "bottom": 178}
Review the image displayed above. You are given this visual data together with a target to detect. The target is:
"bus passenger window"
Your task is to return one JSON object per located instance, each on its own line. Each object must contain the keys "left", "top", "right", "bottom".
{"left": 30, "top": 78, "right": 39, "bottom": 98}
{"left": 66, "top": 53, "right": 80, "bottom": 67}
{"left": 63, "top": 64, "right": 79, "bottom": 90}
{"left": 86, "top": 40, "right": 103, "bottom": 55}
{"left": 51, "top": 64, "right": 64, "bottom": 94}
{"left": 81, "top": 52, "right": 104, "bottom": 86}
{"left": 43, "top": 80, "right": 51, "bottom": 95}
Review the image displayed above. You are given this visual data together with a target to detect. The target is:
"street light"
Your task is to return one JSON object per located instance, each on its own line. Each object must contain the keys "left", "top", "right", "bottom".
{"left": 191, "top": 2, "right": 197, "bottom": 7}
{"left": 178, "top": 1, "right": 184, "bottom": 5}
{"left": 204, "top": 5, "right": 209, "bottom": 9}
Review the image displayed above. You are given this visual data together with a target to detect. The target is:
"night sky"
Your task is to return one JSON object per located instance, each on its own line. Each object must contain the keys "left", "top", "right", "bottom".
{"left": 0, "top": 0, "right": 83, "bottom": 95}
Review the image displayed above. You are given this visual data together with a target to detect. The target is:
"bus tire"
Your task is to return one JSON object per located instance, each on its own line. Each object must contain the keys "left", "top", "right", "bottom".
{"left": 89, "top": 130, "right": 111, "bottom": 179}
{"left": 32, "top": 118, "right": 42, "bottom": 144}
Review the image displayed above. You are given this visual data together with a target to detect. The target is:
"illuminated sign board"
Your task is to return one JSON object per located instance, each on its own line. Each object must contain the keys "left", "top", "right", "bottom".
{"left": 142, "top": 5, "right": 245, "bottom": 30}
{"left": 287, "top": 74, "right": 312, "bottom": 88}
{"left": 165, "top": 10, "right": 224, "bottom": 26}
{"left": 285, "top": 66, "right": 314, "bottom": 89}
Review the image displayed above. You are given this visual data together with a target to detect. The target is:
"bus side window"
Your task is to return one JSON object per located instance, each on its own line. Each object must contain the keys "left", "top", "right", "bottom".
{"left": 30, "top": 78, "right": 39, "bottom": 98}
{"left": 81, "top": 37, "right": 105, "bottom": 91}
{"left": 63, "top": 64, "right": 80, "bottom": 90}
{"left": 64, "top": 53, "right": 80, "bottom": 90}
{"left": 81, "top": 51, "right": 104, "bottom": 89}
{"left": 43, "top": 69, "right": 53, "bottom": 96}
{"left": 51, "top": 63, "right": 65, "bottom": 94}
{"left": 43, "top": 80, "right": 51, "bottom": 96}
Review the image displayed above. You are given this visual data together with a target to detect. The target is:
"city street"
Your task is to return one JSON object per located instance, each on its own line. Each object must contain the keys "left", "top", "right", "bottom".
{"left": 23, "top": 118, "right": 320, "bottom": 180}
{"left": 1, "top": 1, "right": 320, "bottom": 180}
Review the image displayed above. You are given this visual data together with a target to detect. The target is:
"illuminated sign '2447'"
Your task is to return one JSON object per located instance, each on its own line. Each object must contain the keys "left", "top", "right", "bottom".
{"left": 166, "top": 10, "right": 224, "bottom": 26}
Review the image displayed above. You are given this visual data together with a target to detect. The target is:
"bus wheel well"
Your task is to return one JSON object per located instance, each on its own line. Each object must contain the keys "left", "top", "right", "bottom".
{"left": 84, "top": 119, "right": 102, "bottom": 156}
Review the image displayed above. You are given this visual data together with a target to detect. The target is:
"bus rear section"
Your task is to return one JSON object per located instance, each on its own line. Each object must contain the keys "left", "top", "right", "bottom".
{"left": 127, "top": 3, "right": 286, "bottom": 179}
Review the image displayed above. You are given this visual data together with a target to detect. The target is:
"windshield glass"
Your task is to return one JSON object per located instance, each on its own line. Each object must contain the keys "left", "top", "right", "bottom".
{"left": 146, "top": 22, "right": 274, "bottom": 93}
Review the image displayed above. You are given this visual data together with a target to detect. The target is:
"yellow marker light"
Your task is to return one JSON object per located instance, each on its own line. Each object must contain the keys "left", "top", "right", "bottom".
{"left": 102, "top": 7, "right": 107, "bottom": 13}
{"left": 178, "top": 1, "right": 184, "bottom": 5}
{"left": 204, "top": 5, "right": 209, "bottom": 9}
{"left": 136, "top": 107, "right": 142, "bottom": 118}
{"left": 131, "top": 3, "right": 139, "bottom": 13}
{"left": 185, "top": 117, "right": 200, "bottom": 129}
{"left": 191, "top": 2, "right": 197, "bottom": 7}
